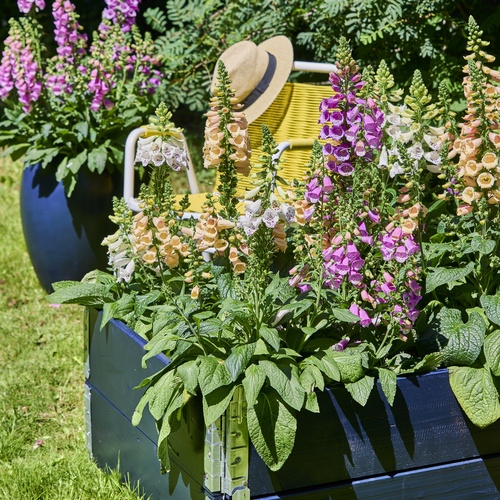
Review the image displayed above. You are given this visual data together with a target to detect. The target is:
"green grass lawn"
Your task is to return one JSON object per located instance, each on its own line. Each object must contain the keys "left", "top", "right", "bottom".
{"left": 0, "top": 156, "right": 146, "bottom": 499}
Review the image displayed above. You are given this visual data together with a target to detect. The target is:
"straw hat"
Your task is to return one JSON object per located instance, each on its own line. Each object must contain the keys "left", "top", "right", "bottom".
{"left": 210, "top": 36, "right": 294, "bottom": 124}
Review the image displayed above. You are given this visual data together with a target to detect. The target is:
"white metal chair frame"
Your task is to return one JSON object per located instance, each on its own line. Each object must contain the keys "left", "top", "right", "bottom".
{"left": 123, "top": 61, "right": 337, "bottom": 213}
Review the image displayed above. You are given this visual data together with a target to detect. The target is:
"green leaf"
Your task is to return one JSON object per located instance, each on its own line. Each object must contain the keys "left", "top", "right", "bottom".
{"left": 331, "top": 308, "right": 360, "bottom": 322}
{"left": 449, "top": 366, "right": 500, "bottom": 428}
{"left": 426, "top": 261, "right": 474, "bottom": 293}
{"left": 299, "top": 364, "right": 325, "bottom": 393}
{"left": 88, "top": 146, "right": 108, "bottom": 174}
{"left": 157, "top": 413, "right": 172, "bottom": 474}
{"left": 23, "top": 147, "right": 59, "bottom": 165}
{"left": 3, "top": 142, "right": 29, "bottom": 160}
{"left": 81, "top": 270, "right": 116, "bottom": 285}
{"left": 198, "top": 356, "right": 233, "bottom": 395}
{"left": 242, "top": 364, "right": 266, "bottom": 407}
{"left": 484, "top": 331, "right": 500, "bottom": 377}
{"left": 147, "top": 371, "right": 183, "bottom": 421}
{"left": 132, "top": 392, "right": 149, "bottom": 426}
{"left": 309, "top": 352, "right": 341, "bottom": 382}
{"left": 410, "top": 351, "right": 445, "bottom": 373}
{"left": 330, "top": 348, "right": 365, "bottom": 382}
{"left": 260, "top": 326, "right": 281, "bottom": 351}
{"left": 134, "top": 290, "right": 162, "bottom": 317}
{"left": 192, "top": 311, "right": 214, "bottom": 322}
{"left": 156, "top": 390, "right": 188, "bottom": 474}
{"left": 202, "top": 383, "right": 236, "bottom": 426}
{"left": 378, "top": 368, "right": 397, "bottom": 406}
{"left": 260, "top": 360, "right": 305, "bottom": 411}
{"left": 66, "top": 150, "right": 88, "bottom": 175}
{"left": 304, "top": 391, "right": 320, "bottom": 413}
{"left": 246, "top": 387, "right": 297, "bottom": 471}
{"left": 75, "top": 121, "right": 89, "bottom": 139}
{"left": 437, "top": 307, "right": 486, "bottom": 366}
{"left": 176, "top": 359, "right": 200, "bottom": 394}
{"left": 225, "top": 343, "right": 256, "bottom": 381}
{"left": 423, "top": 242, "right": 456, "bottom": 260}
{"left": 217, "top": 273, "right": 238, "bottom": 300}
{"left": 471, "top": 236, "right": 496, "bottom": 255}
{"left": 480, "top": 294, "right": 500, "bottom": 326}
{"left": 101, "top": 294, "right": 135, "bottom": 328}
{"left": 46, "top": 283, "right": 113, "bottom": 306}
{"left": 142, "top": 331, "right": 178, "bottom": 367}
{"left": 344, "top": 375, "right": 375, "bottom": 406}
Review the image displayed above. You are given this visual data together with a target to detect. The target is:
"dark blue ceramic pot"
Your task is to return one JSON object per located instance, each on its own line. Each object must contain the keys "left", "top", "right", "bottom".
{"left": 20, "top": 163, "right": 122, "bottom": 293}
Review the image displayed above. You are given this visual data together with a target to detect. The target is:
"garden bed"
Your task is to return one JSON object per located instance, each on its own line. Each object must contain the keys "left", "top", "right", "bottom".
{"left": 84, "top": 308, "right": 500, "bottom": 499}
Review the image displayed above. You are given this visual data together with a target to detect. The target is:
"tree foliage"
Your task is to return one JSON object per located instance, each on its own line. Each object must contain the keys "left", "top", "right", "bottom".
{"left": 144, "top": 0, "right": 500, "bottom": 117}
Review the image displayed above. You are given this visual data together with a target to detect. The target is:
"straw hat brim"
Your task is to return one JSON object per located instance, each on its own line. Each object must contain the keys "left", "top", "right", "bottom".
{"left": 241, "top": 35, "right": 293, "bottom": 123}
{"left": 242, "top": 36, "right": 294, "bottom": 124}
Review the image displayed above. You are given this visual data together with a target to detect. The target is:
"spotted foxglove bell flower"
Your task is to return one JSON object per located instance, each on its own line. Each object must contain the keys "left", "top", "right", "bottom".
{"left": 135, "top": 135, "right": 189, "bottom": 171}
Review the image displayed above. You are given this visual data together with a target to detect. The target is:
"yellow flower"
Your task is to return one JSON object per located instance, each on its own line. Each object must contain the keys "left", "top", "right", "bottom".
{"left": 482, "top": 152, "right": 498, "bottom": 170}
{"left": 462, "top": 186, "right": 476, "bottom": 204}
{"left": 165, "top": 253, "right": 179, "bottom": 268}
{"left": 465, "top": 160, "right": 480, "bottom": 177}
{"left": 274, "top": 237, "right": 287, "bottom": 252}
{"left": 233, "top": 260, "right": 246, "bottom": 274}
{"left": 217, "top": 219, "right": 235, "bottom": 230}
{"left": 487, "top": 190, "right": 500, "bottom": 204}
{"left": 142, "top": 248, "right": 157, "bottom": 264}
{"left": 229, "top": 246, "right": 239, "bottom": 263}
{"left": 463, "top": 175, "right": 477, "bottom": 187}
{"left": 408, "top": 203, "right": 422, "bottom": 219}
{"left": 401, "top": 219, "right": 418, "bottom": 234}
{"left": 170, "top": 235, "right": 182, "bottom": 250}
{"left": 191, "top": 285, "right": 200, "bottom": 299}
{"left": 457, "top": 204, "right": 473, "bottom": 215}
{"left": 477, "top": 172, "right": 495, "bottom": 189}
{"left": 214, "top": 238, "right": 228, "bottom": 252}
{"left": 179, "top": 244, "right": 190, "bottom": 257}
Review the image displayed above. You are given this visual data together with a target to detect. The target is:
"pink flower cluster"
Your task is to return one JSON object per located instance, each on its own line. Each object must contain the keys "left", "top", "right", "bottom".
{"left": 318, "top": 74, "right": 385, "bottom": 176}
{"left": 99, "top": 0, "right": 141, "bottom": 34}
{"left": 0, "top": 32, "right": 41, "bottom": 112}
{"left": 52, "top": 0, "right": 86, "bottom": 60}
{"left": 17, "top": 0, "right": 45, "bottom": 14}
{"left": 0, "top": 0, "right": 163, "bottom": 113}
{"left": 88, "top": 64, "right": 114, "bottom": 112}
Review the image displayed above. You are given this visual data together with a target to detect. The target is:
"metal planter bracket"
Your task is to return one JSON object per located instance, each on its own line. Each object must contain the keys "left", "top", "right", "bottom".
{"left": 204, "top": 386, "right": 250, "bottom": 499}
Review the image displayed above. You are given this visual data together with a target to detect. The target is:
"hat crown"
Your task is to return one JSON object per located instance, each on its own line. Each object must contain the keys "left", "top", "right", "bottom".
{"left": 211, "top": 41, "right": 269, "bottom": 102}
{"left": 210, "top": 36, "right": 294, "bottom": 124}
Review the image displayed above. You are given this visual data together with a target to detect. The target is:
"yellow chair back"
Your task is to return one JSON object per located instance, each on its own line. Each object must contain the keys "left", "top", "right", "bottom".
{"left": 178, "top": 81, "right": 334, "bottom": 213}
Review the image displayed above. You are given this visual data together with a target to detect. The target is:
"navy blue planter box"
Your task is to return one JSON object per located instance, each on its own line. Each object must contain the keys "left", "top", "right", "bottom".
{"left": 84, "top": 308, "right": 500, "bottom": 499}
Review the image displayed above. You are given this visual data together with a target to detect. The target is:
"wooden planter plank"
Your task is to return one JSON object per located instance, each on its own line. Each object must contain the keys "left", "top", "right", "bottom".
{"left": 247, "top": 368, "right": 500, "bottom": 495}
{"left": 87, "top": 382, "right": 205, "bottom": 500}
{"left": 254, "top": 456, "right": 500, "bottom": 500}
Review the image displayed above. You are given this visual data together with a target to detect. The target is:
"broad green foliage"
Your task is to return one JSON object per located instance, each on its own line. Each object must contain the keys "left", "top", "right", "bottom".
{"left": 144, "top": 0, "right": 500, "bottom": 115}
{"left": 449, "top": 366, "right": 500, "bottom": 428}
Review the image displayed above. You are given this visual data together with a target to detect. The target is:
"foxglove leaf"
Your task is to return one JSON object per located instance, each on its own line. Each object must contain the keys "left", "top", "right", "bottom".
{"left": 484, "top": 330, "right": 500, "bottom": 377}
{"left": 449, "top": 366, "right": 500, "bottom": 428}
{"left": 246, "top": 387, "right": 297, "bottom": 471}
{"left": 438, "top": 307, "right": 486, "bottom": 366}
{"left": 225, "top": 343, "right": 256, "bottom": 381}
{"left": 426, "top": 261, "right": 474, "bottom": 293}
{"left": 481, "top": 294, "right": 500, "bottom": 326}
{"left": 242, "top": 364, "right": 266, "bottom": 407}
{"left": 378, "top": 368, "right": 397, "bottom": 406}
{"left": 344, "top": 375, "right": 375, "bottom": 406}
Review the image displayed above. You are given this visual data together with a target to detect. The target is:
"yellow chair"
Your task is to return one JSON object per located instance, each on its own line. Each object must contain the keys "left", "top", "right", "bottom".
{"left": 123, "top": 63, "right": 336, "bottom": 214}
